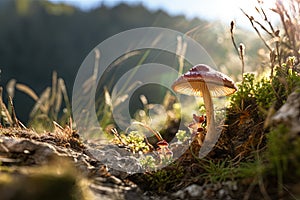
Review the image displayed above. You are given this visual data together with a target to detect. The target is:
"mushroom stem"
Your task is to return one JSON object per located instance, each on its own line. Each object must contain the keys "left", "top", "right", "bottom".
{"left": 202, "top": 83, "right": 216, "bottom": 143}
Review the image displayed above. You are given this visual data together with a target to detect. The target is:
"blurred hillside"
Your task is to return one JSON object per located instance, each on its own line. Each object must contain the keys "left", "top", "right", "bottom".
{"left": 0, "top": 0, "right": 262, "bottom": 122}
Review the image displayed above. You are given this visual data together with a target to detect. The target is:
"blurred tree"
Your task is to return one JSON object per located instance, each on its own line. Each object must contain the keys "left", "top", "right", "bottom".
{"left": 15, "top": 0, "right": 31, "bottom": 15}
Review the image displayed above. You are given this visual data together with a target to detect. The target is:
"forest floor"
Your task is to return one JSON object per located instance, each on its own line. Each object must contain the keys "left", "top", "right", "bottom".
{"left": 0, "top": 126, "right": 247, "bottom": 200}
{"left": 1, "top": 88, "right": 300, "bottom": 200}
{"left": 0, "top": 121, "right": 297, "bottom": 200}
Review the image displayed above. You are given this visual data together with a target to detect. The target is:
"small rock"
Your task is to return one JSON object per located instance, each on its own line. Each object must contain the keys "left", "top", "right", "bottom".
{"left": 217, "top": 189, "right": 227, "bottom": 199}
{"left": 87, "top": 145, "right": 143, "bottom": 174}
{"left": 272, "top": 91, "right": 300, "bottom": 136}
{"left": 223, "top": 181, "right": 238, "bottom": 191}
{"left": 184, "top": 184, "right": 203, "bottom": 197}
{"left": 172, "top": 190, "right": 185, "bottom": 199}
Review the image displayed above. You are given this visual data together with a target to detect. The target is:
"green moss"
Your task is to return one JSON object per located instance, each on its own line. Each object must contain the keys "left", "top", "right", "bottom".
{"left": 139, "top": 155, "right": 156, "bottom": 171}
{"left": 119, "top": 131, "right": 150, "bottom": 153}
{"left": 264, "top": 125, "right": 300, "bottom": 194}
{"left": 254, "top": 77, "right": 275, "bottom": 110}
{"left": 145, "top": 165, "right": 185, "bottom": 193}
{"left": 236, "top": 160, "right": 266, "bottom": 179}
{"left": 230, "top": 73, "right": 256, "bottom": 109}
{"left": 198, "top": 159, "right": 237, "bottom": 183}
{"left": 230, "top": 66, "right": 300, "bottom": 118}
{"left": 266, "top": 125, "right": 289, "bottom": 174}
{"left": 175, "top": 130, "right": 189, "bottom": 143}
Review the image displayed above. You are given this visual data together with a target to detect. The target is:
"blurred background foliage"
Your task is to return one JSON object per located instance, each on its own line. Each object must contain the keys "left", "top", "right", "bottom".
{"left": 0, "top": 0, "right": 263, "bottom": 123}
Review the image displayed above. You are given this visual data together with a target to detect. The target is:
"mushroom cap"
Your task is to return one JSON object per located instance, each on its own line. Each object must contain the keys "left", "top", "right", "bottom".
{"left": 157, "top": 140, "right": 168, "bottom": 147}
{"left": 172, "top": 64, "right": 237, "bottom": 97}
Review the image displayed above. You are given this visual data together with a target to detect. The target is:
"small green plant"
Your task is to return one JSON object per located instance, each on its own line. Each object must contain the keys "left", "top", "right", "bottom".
{"left": 230, "top": 66, "right": 300, "bottom": 118}
{"left": 198, "top": 159, "right": 236, "bottom": 183}
{"left": 115, "top": 131, "right": 150, "bottom": 154}
{"left": 253, "top": 77, "right": 275, "bottom": 111}
{"left": 175, "top": 130, "right": 189, "bottom": 143}
{"left": 145, "top": 165, "right": 184, "bottom": 193}
{"left": 230, "top": 73, "right": 256, "bottom": 110}
{"left": 139, "top": 155, "right": 156, "bottom": 171}
{"left": 159, "top": 153, "right": 173, "bottom": 166}
{"left": 236, "top": 159, "right": 266, "bottom": 179}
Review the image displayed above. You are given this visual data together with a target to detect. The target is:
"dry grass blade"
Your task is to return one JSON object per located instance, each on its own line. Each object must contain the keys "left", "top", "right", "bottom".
{"left": 230, "top": 21, "right": 240, "bottom": 57}
{"left": 123, "top": 81, "right": 142, "bottom": 96}
{"left": 239, "top": 43, "right": 246, "bottom": 109}
{"left": 112, "top": 81, "right": 141, "bottom": 107}
{"left": 50, "top": 71, "right": 57, "bottom": 106}
{"left": 132, "top": 121, "right": 163, "bottom": 141}
{"left": 110, "top": 50, "right": 140, "bottom": 68}
{"left": 58, "top": 78, "right": 70, "bottom": 111}
{"left": 113, "top": 94, "right": 128, "bottom": 108}
{"left": 118, "top": 49, "right": 151, "bottom": 95}
{"left": 53, "top": 120, "right": 64, "bottom": 132}
{"left": 0, "top": 87, "right": 13, "bottom": 125}
{"left": 18, "top": 120, "right": 27, "bottom": 129}
{"left": 15, "top": 83, "right": 39, "bottom": 101}
{"left": 230, "top": 20, "right": 246, "bottom": 109}
{"left": 82, "top": 50, "right": 100, "bottom": 94}
{"left": 104, "top": 87, "right": 112, "bottom": 108}
{"left": 55, "top": 79, "right": 63, "bottom": 113}
{"left": 30, "top": 87, "right": 51, "bottom": 117}
{"left": 139, "top": 94, "right": 148, "bottom": 106}
{"left": 13, "top": 72, "right": 71, "bottom": 128}
{"left": 6, "top": 79, "right": 16, "bottom": 99}
{"left": 8, "top": 96, "right": 19, "bottom": 127}
{"left": 53, "top": 121, "right": 64, "bottom": 131}
{"left": 254, "top": 5, "right": 274, "bottom": 36}
{"left": 176, "top": 35, "right": 187, "bottom": 75}
{"left": 82, "top": 76, "right": 94, "bottom": 94}
{"left": 68, "top": 116, "right": 73, "bottom": 130}
{"left": 241, "top": 8, "right": 272, "bottom": 52}
{"left": 252, "top": 17, "right": 273, "bottom": 37}
{"left": 260, "top": 5, "right": 276, "bottom": 33}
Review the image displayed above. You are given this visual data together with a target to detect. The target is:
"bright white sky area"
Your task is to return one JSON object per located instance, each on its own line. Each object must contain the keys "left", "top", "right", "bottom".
{"left": 49, "top": 0, "right": 280, "bottom": 29}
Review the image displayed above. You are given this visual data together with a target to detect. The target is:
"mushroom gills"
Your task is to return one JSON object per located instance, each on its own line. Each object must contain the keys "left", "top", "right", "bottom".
{"left": 172, "top": 80, "right": 236, "bottom": 97}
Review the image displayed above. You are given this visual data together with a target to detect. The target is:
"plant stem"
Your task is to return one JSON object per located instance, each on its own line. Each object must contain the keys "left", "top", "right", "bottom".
{"left": 239, "top": 43, "right": 245, "bottom": 110}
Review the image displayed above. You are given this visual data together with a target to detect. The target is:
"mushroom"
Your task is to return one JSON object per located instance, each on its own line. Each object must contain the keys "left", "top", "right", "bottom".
{"left": 172, "top": 64, "right": 237, "bottom": 145}
{"left": 157, "top": 140, "right": 172, "bottom": 161}
{"left": 157, "top": 140, "right": 169, "bottom": 154}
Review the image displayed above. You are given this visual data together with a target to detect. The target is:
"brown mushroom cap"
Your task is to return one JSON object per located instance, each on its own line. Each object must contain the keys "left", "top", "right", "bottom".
{"left": 157, "top": 140, "right": 168, "bottom": 147}
{"left": 172, "top": 64, "right": 237, "bottom": 97}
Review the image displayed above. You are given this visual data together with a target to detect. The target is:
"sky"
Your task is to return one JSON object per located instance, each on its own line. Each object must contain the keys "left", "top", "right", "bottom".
{"left": 49, "top": 0, "right": 279, "bottom": 28}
